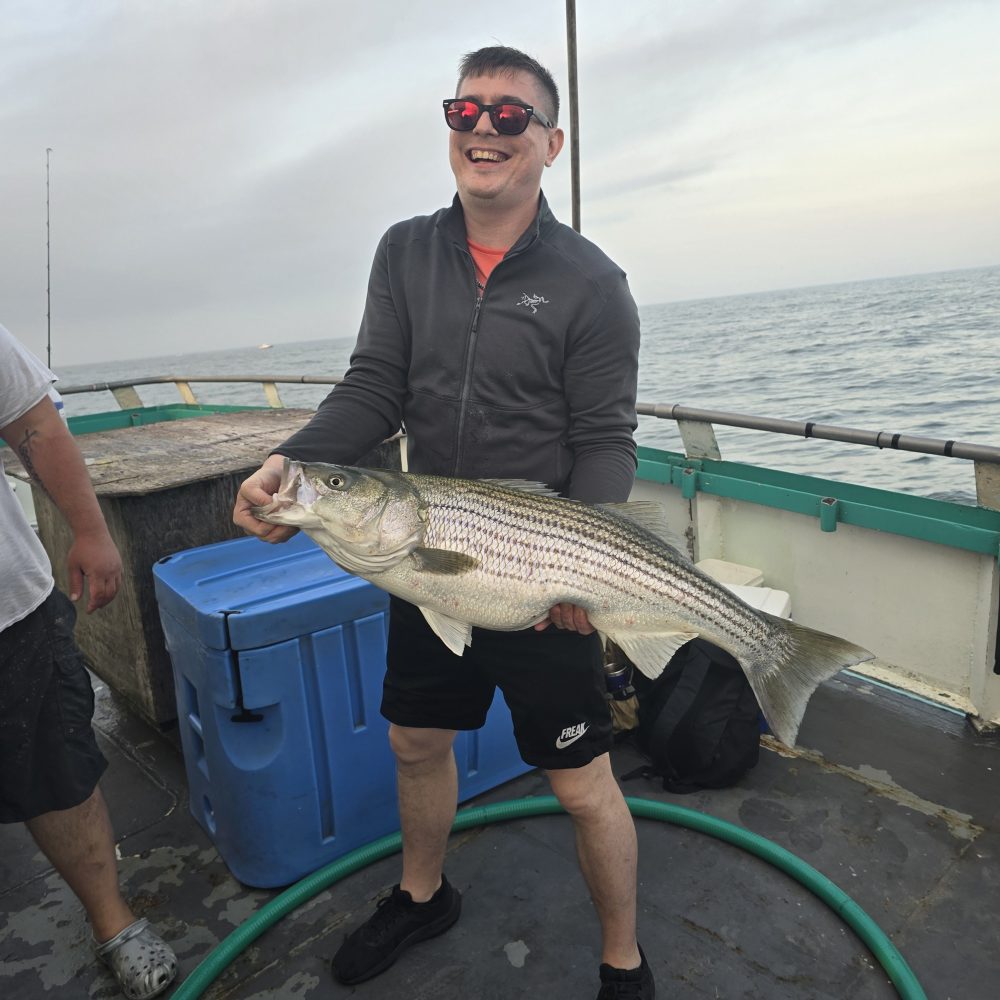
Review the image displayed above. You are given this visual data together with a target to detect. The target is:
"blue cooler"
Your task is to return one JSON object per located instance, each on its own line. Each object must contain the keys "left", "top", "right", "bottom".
{"left": 153, "top": 532, "right": 533, "bottom": 888}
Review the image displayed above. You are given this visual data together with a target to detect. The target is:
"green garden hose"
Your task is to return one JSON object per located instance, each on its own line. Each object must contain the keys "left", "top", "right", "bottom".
{"left": 170, "top": 795, "right": 926, "bottom": 1000}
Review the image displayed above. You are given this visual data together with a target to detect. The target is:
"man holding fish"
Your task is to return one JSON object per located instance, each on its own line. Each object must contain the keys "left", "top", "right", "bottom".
{"left": 235, "top": 44, "right": 649, "bottom": 999}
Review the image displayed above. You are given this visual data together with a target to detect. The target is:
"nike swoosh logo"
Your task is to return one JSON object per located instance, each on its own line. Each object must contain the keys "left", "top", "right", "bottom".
{"left": 555, "top": 725, "right": 589, "bottom": 750}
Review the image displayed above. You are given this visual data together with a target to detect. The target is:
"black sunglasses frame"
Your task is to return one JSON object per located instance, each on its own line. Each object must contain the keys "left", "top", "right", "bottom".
{"left": 442, "top": 98, "right": 554, "bottom": 135}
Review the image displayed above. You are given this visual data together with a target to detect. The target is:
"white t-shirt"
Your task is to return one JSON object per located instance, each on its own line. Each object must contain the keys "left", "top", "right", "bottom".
{"left": 1, "top": 323, "right": 56, "bottom": 632}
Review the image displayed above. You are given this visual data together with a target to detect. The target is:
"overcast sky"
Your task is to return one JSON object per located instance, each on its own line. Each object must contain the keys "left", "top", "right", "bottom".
{"left": 2, "top": 0, "right": 998, "bottom": 367}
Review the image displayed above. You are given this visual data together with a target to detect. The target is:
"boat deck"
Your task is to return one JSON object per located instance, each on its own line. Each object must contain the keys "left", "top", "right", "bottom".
{"left": 2, "top": 671, "right": 997, "bottom": 1000}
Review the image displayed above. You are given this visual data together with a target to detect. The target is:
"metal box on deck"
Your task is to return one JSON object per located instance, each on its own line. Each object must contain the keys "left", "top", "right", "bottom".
{"left": 152, "top": 532, "right": 533, "bottom": 888}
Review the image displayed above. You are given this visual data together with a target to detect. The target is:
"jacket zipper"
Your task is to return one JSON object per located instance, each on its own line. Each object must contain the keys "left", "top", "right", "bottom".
{"left": 451, "top": 231, "right": 536, "bottom": 475}
{"left": 453, "top": 252, "right": 483, "bottom": 474}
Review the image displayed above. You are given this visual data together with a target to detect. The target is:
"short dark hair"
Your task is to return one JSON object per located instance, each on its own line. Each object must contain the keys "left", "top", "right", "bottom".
{"left": 456, "top": 46, "right": 560, "bottom": 125}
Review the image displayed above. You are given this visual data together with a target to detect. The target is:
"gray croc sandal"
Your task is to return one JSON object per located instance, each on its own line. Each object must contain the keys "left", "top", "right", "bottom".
{"left": 94, "top": 918, "right": 178, "bottom": 1000}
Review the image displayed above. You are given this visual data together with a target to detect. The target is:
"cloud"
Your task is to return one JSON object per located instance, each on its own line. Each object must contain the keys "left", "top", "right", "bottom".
{"left": 1, "top": 0, "right": 997, "bottom": 365}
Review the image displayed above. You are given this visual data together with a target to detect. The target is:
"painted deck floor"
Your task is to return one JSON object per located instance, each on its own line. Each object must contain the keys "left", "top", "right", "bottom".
{"left": 1, "top": 671, "right": 998, "bottom": 1000}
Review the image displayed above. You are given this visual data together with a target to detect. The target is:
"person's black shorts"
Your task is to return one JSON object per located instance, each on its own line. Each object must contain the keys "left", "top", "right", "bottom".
{"left": 382, "top": 596, "right": 613, "bottom": 770}
{"left": 0, "top": 588, "right": 108, "bottom": 823}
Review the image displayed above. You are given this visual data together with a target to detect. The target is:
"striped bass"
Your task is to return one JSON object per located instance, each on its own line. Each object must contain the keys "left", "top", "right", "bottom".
{"left": 254, "top": 459, "right": 874, "bottom": 747}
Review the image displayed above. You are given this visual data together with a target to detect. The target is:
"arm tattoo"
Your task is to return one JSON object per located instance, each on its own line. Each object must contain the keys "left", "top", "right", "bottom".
{"left": 16, "top": 428, "right": 53, "bottom": 501}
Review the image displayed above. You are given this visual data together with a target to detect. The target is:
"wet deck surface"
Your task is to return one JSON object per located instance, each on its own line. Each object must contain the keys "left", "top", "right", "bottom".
{"left": 2, "top": 671, "right": 998, "bottom": 1000}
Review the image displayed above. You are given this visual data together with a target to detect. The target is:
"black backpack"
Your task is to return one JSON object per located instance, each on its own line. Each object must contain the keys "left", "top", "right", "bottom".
{"left": 623, "top": 638, "right": 762, "bottom": 794}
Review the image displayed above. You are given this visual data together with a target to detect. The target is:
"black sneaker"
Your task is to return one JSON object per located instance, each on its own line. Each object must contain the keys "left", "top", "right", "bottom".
{"left": 330, "top": 876, "right": 462, "bottom": 985}
{"left": 596, "top": 944, "right": 655, "bottom": 999}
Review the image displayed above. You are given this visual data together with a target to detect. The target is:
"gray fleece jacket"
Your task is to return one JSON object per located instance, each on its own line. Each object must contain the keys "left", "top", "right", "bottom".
{"left": 277, "top": 192, "right": 640, "bottom": 504}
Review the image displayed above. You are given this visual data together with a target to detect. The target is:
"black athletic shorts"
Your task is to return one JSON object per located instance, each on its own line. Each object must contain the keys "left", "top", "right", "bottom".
{"left": 0, "top": 588, "right": 108, "bottom": 823}
{"left": 382, "top": 596, "right": 613, "bottom": 770}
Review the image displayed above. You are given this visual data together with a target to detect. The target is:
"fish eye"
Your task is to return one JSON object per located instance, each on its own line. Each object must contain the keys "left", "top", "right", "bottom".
{"left": 326, "top": 474, "right": 345, "bottom": 489}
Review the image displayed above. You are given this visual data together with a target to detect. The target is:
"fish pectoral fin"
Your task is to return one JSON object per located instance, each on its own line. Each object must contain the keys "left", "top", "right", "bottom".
{"left": 419, "top": 607, "right": 473, "bottom": 656}
{"left": 610, "top": 631, "right": 699, "bottom": 681}
{"left": 411, "top": 548, "right": 480, "bottom": 574}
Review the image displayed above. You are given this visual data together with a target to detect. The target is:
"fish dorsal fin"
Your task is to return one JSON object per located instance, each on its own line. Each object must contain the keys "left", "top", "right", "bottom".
{"left": 411, "top": 548, "right": 479, "bottom": 574}
{"left": 609, "top": 631, "right": 699, "bottom": 680}
{"left": 598, "top": 501, "right": 685, "bottom": 551}
{"left": 481, "top": 479, "right": 562, "bottom": 497}
{"left": 419, "top": 607, "right": 473, "bottom": 656}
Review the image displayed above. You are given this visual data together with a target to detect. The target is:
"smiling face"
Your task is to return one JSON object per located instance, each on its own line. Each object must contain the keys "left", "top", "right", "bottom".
{"left": 448, "top": 69, "right": 564, "bottom": 220}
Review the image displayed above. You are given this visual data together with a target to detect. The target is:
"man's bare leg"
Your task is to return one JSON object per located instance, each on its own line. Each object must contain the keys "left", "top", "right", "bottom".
{"left": 26, "top": 785, "right": 135, "bottom": 942}
{"left": 390, "top": 724, "right": 459, "bottom": 901}
{"left": 547, "top": 753, "right": 641, "bottom": 970}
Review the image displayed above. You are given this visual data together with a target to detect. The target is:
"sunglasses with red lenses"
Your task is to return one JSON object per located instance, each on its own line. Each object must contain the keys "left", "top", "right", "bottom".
{"left": 442, "top": 99, "right": 554, "bottom": 136}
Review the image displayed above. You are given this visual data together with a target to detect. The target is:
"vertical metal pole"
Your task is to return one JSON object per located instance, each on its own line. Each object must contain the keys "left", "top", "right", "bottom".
{"left": 46, "top": 147, "right": 52, "bottom": 368}
{"left": 565, "top": 0, "right": 581, "bottom": 233}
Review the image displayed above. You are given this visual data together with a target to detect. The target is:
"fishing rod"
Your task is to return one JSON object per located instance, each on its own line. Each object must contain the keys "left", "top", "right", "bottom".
{"left": 46, "top": 147, "right": 52, "bottom": 368}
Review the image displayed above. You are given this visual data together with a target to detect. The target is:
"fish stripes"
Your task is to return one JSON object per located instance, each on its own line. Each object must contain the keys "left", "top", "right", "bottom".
{"left": 255, "top": 461, "right": 875, "bottom": 747}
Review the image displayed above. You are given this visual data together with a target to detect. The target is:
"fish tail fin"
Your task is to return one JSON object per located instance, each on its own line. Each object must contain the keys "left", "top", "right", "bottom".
{"left": 746, "top": 615, "right": 874, "bottom": 747}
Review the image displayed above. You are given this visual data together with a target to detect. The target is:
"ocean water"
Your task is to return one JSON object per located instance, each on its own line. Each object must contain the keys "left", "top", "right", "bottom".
{"left": 55, "top": 264, "right": 999, "bottom": 505}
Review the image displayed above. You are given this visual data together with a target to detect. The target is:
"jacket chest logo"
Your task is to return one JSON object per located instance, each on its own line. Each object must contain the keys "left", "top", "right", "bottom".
{"left": 516, "top": 292, "right": 550, "bottom": 314}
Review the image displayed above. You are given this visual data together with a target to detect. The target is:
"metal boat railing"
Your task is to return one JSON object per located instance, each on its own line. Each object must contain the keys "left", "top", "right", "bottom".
{"left": 59, "top": 374, "right": 343, "bottom": 411}
{"left": 58, "top": 375, "right": 1000, "bottom": 510}
{"left": 649, "top": 403, "right": 1000, "bottom": 511}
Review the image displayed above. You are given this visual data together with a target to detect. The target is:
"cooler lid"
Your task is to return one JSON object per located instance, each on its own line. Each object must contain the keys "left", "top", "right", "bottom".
{"left": 152, "top": 532, "right": 389, "bottom": 651}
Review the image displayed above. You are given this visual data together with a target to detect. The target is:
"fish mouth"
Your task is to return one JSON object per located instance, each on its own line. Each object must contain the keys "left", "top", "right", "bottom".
{"left": 252, "top": 457, "right": 316, "bottom": 522}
